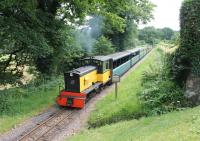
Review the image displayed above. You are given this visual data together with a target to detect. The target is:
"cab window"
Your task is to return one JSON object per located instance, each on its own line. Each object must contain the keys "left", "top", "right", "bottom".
{"left": 92, "top": 60, "right": 102, "bottom": 73}
{"left": 89, "top": 59, "right": 110, "bottom": 73}
{"left": 102, "top": 61, "right": 109, "bottom": 73}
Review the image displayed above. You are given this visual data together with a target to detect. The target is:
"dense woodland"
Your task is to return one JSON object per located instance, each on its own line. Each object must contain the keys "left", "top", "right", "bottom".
{"left": 0, "top": 0, "right": 156, "bottom": 85}
{"left": 0, "top": 0, "right": 180, "bottom": 86}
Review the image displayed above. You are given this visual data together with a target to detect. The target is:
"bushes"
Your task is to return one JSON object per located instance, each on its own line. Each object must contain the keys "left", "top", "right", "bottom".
{"left": 138, "top": 49, "right": 188, "bottom": 115}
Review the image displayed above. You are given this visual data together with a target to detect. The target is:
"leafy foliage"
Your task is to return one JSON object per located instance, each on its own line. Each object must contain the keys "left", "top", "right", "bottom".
{"left": 0, "top": 0, "right": 93, "bottom": 84}
{"left": 121, "top": 22, "right": 138, "bottom": 49}
{"left": 172, "top": 0, "right": 200, "bottom": 85}
{"left": 161, "top": 27, "right": 175, "bottom": 40}
{"left": 0, "top": 76, "right": 62, "bottom": 115}
{"left": 92, "top": 36, "right": 115, "bottom": 55}
{"left": 138, "top": 49, "right": 188, "bottom": 115}
{"left": 139, "top": 26, "right": 161, "bottom": 45}
{"left": 138, "top": 27, "right": 176, "bottom": 45}
{"left": 0, "top": 0, "right": 155, "bottom": 85}
{"left": 100, "top": 0, "right": 155, "bottom": 51}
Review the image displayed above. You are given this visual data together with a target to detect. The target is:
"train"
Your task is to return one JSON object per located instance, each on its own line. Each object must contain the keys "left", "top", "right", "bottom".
{"left": 56, "top": 47, "right": 152, "bottom": 108}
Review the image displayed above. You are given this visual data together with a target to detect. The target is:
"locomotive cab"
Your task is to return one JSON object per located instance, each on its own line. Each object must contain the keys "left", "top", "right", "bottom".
{"left": 95, "top": 57, "right": 112, "bottom": 84}
{"left": 82, "top": 56, "right": 113, "bottom": 84}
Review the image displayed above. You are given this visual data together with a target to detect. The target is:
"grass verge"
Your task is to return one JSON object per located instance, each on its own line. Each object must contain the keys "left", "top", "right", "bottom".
{"left": 88, "top": 48, "right": 162, "bottom": 127}
{"left": 0, "top": 77, "right": 62, "bottom": 134}
{"left": 69, "top": 106, "right": 200, "bottom": 141}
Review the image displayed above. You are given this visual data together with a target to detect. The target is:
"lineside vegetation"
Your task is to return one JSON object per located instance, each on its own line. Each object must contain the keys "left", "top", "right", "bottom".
{"left": 0, "top": 77, "right": 62, "bottom": 133}
{"left": 88, "top": 47, "right": 159, "bottom": 127}
{"left": 88, "top": 44, "right": 189, "bottom": 128}
{"left": 69, "top": 105, "right": 200, "bottom": 141}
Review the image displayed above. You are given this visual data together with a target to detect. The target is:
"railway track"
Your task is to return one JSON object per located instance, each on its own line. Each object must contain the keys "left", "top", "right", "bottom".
{"left": 17, "top": 109, "right": 76, "bottom": 141}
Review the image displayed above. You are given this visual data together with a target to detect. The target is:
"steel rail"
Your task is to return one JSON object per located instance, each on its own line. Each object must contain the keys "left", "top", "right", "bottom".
{"left": 35, "top": 111, "right": 74, "bottom": 141}
{"left": 17, "top": 109, "right": 74, "bottom": 141}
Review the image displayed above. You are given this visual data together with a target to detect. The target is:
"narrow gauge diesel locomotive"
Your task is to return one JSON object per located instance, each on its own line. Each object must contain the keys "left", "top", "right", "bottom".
{"left": 56, "top": 47, "right": 151, "bottom": 108}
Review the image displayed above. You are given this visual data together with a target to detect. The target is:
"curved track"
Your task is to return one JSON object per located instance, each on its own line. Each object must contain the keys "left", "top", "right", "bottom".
{"left": 18, "top": 109, "right": 76, "bottom": 141}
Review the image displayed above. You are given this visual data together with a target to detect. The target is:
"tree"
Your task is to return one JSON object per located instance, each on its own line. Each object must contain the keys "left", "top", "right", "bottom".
{"left": 0, "top": 0, "right": 96, "bottom": 84}
{"left": 0, "top": 0, "right": 155, "bottom": 85}
{"left": 122, "top": 21, "right": 138, "bottom": 49}
{"left": 138, "top": 26, "right": 161, "bottom": 45}
{"left": 171, "top": 31, "right": 180, "bottom": 46}
{"left": 92, "top": 36, "right": 115, "bottom": 55}
{"left": 99, "top": 0, "right": 155, "bottom": 51}
{"left": 161, "top": 27, "right": 174, "bottom": 40}
{"left": 138, "top": 26, "right": 176, "bottom": 45}
{"left": 173, "top": 0, "right": 200, "bottom": 85}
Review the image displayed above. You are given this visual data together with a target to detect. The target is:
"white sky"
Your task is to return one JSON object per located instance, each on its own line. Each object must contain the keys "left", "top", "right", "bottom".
{"left": 140, "top": 0, "right": 184, "bottom": 31}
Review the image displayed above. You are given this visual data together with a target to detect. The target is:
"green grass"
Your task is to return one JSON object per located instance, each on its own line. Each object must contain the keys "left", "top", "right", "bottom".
{"left": 69, "top": 48, "right": 200, "bottom": 141}
{"left": 88, "top": 48, "right": 162, "bottom": 127}
{"left": 0, "top": 78, "right": 61, "bottom": 134}
{"left": 69, "top": 106, "right": 200, "bottom": 141}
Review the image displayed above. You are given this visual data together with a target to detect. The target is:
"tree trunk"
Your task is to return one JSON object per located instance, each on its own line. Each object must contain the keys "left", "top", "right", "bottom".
{"left": 185, "top": 73, "right": 200, "bottom": 105}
